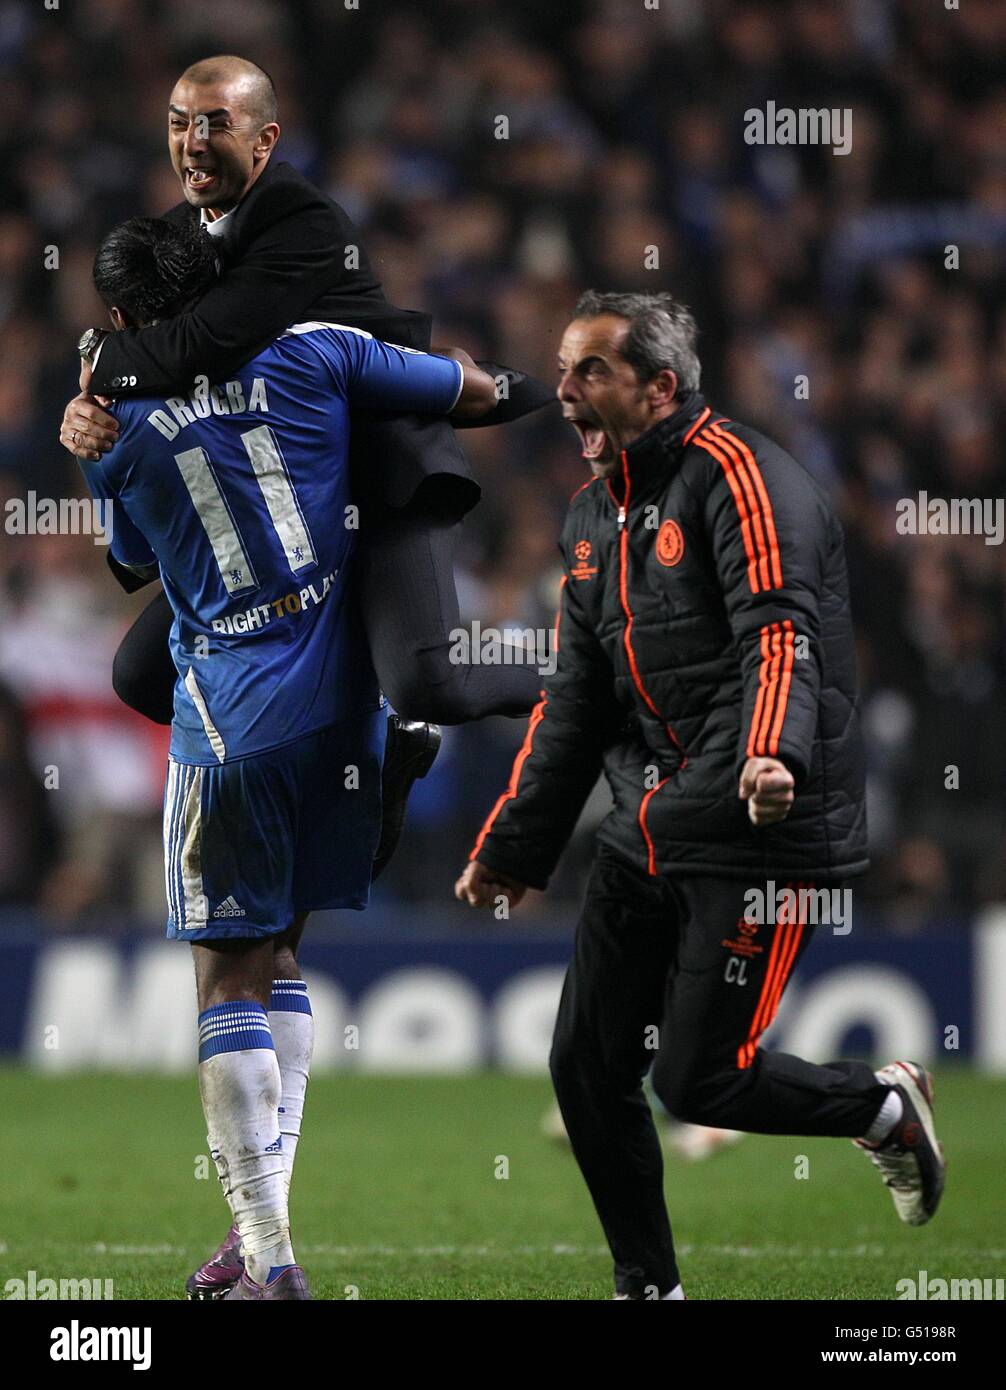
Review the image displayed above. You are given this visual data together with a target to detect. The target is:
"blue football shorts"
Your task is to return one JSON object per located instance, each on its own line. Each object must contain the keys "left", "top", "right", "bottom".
{"left": 163, "top": 706, "right": 386, "bottom": 941}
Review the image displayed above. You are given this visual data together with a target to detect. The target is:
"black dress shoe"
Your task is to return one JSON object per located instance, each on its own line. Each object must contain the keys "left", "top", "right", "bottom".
{"left": 372, "top": 715, "right": 443, "bottom": 880}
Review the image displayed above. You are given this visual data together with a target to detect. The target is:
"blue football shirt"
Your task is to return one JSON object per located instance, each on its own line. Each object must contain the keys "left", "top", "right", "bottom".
{"left": 81, "top": 323, "right": 463, "bottom": 764}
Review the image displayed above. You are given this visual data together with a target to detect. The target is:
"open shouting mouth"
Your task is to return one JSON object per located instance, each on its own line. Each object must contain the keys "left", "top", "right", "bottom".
{"left": 565, "top": 413, "right": 611, "bottom": 462}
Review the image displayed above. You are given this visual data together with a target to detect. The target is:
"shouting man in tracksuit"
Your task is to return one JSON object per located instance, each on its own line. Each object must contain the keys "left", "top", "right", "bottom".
{"left": 455, "top": 291, "right": 945, "bottom": 1301}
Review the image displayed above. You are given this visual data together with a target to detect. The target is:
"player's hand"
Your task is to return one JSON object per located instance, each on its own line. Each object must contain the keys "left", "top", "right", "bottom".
{"left": 59, "top": 391, "right": 119, "bottom": 462}
{"left": 739, "top": 756, "right": 795, "bottom": 827}
{"left": 454, "top": 860, "right": 527, "bottom": 910}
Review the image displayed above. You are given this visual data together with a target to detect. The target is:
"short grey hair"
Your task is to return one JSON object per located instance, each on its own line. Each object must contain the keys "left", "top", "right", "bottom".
{"left": 573, "top": 290, "right": 701, "bottom": 392}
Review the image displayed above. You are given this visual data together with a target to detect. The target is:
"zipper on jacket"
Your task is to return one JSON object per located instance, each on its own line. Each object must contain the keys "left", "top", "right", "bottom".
{"left": 611, "top": 449, "right": 688, "bottom": 871}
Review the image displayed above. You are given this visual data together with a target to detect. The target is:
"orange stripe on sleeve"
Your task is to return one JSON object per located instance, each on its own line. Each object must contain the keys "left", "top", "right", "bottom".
{"left": 706, "top": 427, "right": 773, "bottom": 591}
{"left": 755, "top": 623, "right": 784, "bottom": 752}
{"left": 712, "top": 424, "right": 783, "bottom": 589}
{"left": 695, "top": 423, "right": 784, "bottom": 595}
{"left": 692, "top": 430, "right": 760, "bottom": 593}
{"left": 754, "top": 623, "right": 783, "bottom": 754}
{"left": 747, "top": 620, "right": 795, "bottom": 759}
{"left": 768, "top": 621, "right": 796, "bottom": 755}
{"left": 750, "top": 625, "right": 783, "bottom": 761}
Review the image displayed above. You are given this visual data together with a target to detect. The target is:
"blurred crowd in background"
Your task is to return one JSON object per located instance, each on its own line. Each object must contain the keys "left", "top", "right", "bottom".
{"left": 0, "top": 0, "right": 1004, "bottom": 931}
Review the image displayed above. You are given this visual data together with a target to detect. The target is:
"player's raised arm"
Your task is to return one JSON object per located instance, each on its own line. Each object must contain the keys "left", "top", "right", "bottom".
{"left": 333, "top": 331, "right": 498, "bottom": 420}
{"left": 431, "top": 347, "right": 499, "bottom": 418}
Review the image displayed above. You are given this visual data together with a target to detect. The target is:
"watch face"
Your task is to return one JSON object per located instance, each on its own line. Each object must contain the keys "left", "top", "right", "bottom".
{"left": 78, "top": 329, "right": 97, "bottom": 355}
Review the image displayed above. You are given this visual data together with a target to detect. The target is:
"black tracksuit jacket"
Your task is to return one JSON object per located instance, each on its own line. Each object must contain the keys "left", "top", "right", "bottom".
{"left": 470, "top": 391, "right": 869, "bottom": 888}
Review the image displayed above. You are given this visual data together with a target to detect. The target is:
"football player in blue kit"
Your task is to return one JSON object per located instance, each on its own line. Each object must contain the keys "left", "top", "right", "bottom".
{"left": 80, "top": 215, "right": 498, "bottom": 1300}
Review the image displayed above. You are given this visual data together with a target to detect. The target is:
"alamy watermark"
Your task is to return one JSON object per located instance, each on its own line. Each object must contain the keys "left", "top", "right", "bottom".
{"left": 4, "top": 492, "right": 113, "bottom": 547}
{"left": 744, "top": 880, "right": 852, "bottom": 935}
{"left": 50, "top": 1319, "right": 150, "bottom": 1370}
{"left": 744, "top": 102, "right": 852, "bottom": 157}
{"left": 449, "top": 621, "right": 556, "bottom": 677}
{"left": 4, "top": 1269, "right": 114, "bottom": 1299}
{"left": 896, "top": 492, "right": 1004, "bottom": 546}
{"left": 896, "top": 1270, "right": 1004, "bottom": 1301}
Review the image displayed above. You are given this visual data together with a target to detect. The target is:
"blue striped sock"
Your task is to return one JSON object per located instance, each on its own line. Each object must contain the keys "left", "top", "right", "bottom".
{"left": 197, "top": 1000, "right": 292, "bottom": 1282}
{"left": 198, "top": 1000, "right": 274, "bottom": 1063}
{"left": 269, "top": 979, "right": 312, "bottom": 1016}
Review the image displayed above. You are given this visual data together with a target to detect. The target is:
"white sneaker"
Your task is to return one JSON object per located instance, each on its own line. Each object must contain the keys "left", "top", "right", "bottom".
{"left": 853, "top": 1060, "right": 946, "bottom": 1226}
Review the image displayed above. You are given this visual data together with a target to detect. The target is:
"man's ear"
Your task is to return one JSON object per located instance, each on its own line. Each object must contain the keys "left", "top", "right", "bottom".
{"left": 253, "top": 122, "right": 281, "bottom": 162}
{"left": 648, "top": 368, "right": 678, "bottom": 411}
{"left": 109, "top": 306, "right": 129, "bottom": 331}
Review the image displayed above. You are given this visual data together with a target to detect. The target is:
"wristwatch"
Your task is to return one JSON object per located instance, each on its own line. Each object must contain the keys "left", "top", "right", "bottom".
{"left": 77, "top": 327, "right": 108, "bottom": 367}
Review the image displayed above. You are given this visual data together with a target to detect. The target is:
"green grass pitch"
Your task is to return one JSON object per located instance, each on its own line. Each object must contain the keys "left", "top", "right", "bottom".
{"left": 1, "top": 1066, "right": 1002, "bottom": 1300}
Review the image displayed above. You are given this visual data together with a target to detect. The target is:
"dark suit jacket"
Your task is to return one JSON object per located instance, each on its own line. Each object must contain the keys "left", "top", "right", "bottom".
{"left": 90, "top": 160, "right": 552, "bottom": 548}
{"left": 92, "top": 159, "right": 434, "bottom": 391}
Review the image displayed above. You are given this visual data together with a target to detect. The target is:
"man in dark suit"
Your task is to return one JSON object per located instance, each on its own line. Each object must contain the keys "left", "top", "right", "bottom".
{"left": 59, "top": 54, "right": 553, "bottom": 875}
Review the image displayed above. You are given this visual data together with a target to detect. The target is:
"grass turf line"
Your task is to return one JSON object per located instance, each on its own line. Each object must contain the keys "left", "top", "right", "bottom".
{"left": 0, "top": 1067, "right": 1002, "bottom": 1300}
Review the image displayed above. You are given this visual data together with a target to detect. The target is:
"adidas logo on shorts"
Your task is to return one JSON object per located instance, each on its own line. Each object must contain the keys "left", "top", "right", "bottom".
{"left": 212, "top": 896, "right": 246, "bottom": 918}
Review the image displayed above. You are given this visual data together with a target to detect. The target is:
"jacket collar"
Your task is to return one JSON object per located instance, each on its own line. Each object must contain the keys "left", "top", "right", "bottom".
{"left": 612, "top": 391, "right": 712, "bottom": 498}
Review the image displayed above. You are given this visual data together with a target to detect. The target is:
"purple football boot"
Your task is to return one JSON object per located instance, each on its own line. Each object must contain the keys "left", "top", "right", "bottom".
{"left": 223, "top": 1265, "right": 311, "bottom": 1300}
{"left": 185, "top": 1224, "right": 245, "bottom": 1301}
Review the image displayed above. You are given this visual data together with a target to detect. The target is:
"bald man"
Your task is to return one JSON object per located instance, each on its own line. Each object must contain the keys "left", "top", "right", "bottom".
{"left": 60, "top": 54, "right": 552, "bottom": 774}
{"left": 68, "top": 58, "right": 420, "bottom": 407}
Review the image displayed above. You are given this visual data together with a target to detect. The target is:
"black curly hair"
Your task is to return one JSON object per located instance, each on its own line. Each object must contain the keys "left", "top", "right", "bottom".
{"left": 92, "top": 216, "right": 219, "bottom": 326}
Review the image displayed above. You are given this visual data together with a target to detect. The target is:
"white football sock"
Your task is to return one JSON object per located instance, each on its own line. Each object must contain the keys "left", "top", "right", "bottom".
{"left": 269, "top": 979, "right": 314, "bottom": 1196}
{"left": 861, "top": 1085, "right": 904, "bottom": 1146}
{"left": 198, "top": 1000, "right": 295, "bottom": 1285}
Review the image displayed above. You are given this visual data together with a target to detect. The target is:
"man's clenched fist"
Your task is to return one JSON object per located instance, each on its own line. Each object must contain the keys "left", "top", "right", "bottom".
{"left": 738, "top": 756, "right": 795, "bottom": 827}
{"left": 454, "top": 860, "right": 527, "bottom": 910}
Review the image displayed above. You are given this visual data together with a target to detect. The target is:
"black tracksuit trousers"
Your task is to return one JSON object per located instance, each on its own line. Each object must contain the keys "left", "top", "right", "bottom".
{"left": 549, "top": 845, "right": 887, "bottom": 1298}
